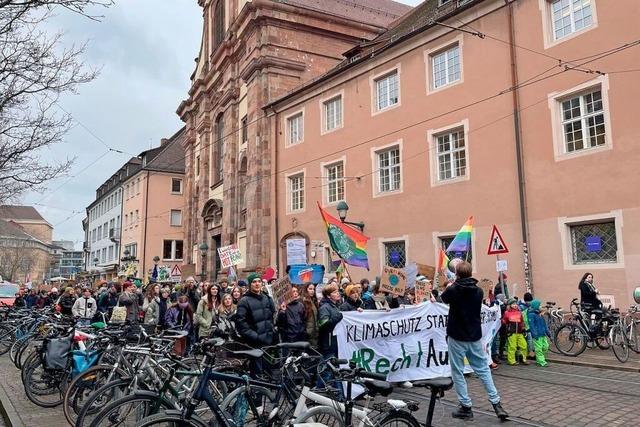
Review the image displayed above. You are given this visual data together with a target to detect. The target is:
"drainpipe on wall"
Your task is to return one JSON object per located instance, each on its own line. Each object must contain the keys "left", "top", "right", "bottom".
{"left": 141, "top": 170, "right": 151, "bottom": 282}
{"left": 506, "top": 0, "right": 533, "bottom": 292}
{"left": 271, "top": 106, "right": 280, "bottom": 272}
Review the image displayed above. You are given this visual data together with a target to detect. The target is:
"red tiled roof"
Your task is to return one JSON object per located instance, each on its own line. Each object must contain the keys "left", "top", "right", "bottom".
{"left": 0, "top": 205, "right": 46, "bottom": 222}
{"left": 282, "top": 0, "right": 412, "bottom": 28}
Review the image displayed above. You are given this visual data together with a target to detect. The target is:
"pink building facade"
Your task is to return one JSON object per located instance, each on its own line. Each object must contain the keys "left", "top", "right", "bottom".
{"left": 268, "top": 0, "right": 640, "bottom": 308}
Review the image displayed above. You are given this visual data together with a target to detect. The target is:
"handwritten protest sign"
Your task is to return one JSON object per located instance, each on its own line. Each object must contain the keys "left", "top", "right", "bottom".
{"left": 416, "top": 263, "right": 436, "bottom": 282}
{"left": 217, "top": 244, "right": 243, "bottom": 269}
{"left": 380, "top": 266, "right": 406, "bottom": 296}
{"left": 271, "top": 276, "right": 293, "bottom": 307}
{"left": 414, "top": 280, "right": 432, "bottom": 303}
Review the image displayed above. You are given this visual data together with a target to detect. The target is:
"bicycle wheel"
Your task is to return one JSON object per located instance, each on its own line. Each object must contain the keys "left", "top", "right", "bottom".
{"left": 220, "top": 385, "right": 277, "bottom": 427}
{"left": 374, "top": 410, "right": 422, "bottom": 427}
{"left": 0, "top": 325, "right": 16, "bottom": 355}
{"left": 134, "top": 410, "right": 209, "bottom": 427}
{"left": 75, "top": 378, "right": 132, "bottom": 427}
{"left": 554, "top": 323, "right": 587, "bottom": 356}
{"left": 88, "top": 393, "right": 176, "bottom": 427}
{"left": 23, "top": 357, "right": 70, "bottom": 407}
{"left": 610, "top": 325, "right": 629, "bottom": 363}
{"left": 628, "top": 321, "right": 640, "bottom": 354}
{"left": 294, "top": 405, "right": 344, "bottom": 427}
{"left": 63, "top": 365, "right": 127, "bottom": 425}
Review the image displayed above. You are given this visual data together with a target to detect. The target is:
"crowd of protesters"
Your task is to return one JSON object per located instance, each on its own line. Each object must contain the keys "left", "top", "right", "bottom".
{"left": 10, "top": 265, "right": 603, "bottom": 422}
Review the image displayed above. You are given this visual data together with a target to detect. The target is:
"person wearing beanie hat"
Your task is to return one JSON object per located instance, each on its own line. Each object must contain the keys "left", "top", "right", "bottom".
{"left": 235, "top": 271, "right": 276, "bottom": 376}
{"left": 339, "top": 284, "right": 363, "bottom": 312}
{"left": 502, "top": 297, "right": 528, "bottom": 366}
{"left": 527, "top": 299, "right": 550, "bottom": 367}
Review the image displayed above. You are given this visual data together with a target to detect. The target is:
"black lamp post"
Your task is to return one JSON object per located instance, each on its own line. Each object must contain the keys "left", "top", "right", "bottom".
{"left": 336, "top": 200, "right": 365, "bottom": 232}
{"left": 199, "top": 242, "right": 208, "bottom": 282}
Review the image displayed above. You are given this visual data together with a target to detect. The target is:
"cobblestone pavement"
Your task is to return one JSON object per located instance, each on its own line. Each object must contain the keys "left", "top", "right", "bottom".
{"left": 1, "top": 355, "right": 639, "bottom": 427}
{"left": 547, "top": 346, "right": 640, "bottom": 372}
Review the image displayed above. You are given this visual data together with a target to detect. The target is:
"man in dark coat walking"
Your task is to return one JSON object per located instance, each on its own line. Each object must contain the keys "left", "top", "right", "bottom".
{"left": 277, "top": 286, "right": 307, "bottom": 343}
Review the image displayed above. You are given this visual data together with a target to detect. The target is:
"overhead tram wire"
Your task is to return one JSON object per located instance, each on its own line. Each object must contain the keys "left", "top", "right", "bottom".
{"left": 134, "top": 39, "right": 639, "bottom": 224}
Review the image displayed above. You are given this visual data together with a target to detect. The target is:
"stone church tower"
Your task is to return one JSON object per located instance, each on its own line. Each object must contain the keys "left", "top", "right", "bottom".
{"left": 177, "top": 0, "right": 410, "bottom": 279}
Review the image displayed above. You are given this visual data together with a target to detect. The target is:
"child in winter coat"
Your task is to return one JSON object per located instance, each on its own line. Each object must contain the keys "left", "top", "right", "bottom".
{"left": 502, "top": 298, "right": 529, "bottom": 365}
{"left": 527, "top": 299, "right": 550, "bottom": 367}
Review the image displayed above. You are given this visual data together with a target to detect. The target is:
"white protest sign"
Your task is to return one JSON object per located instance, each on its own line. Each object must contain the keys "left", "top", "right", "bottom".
{"left": 335, "top": 303, "right": 501, "bottom": 383}
{"left": 217, "top": 244, "right": 243, "bottom": 269}
{"left": 286, "top": 239, "right": 307, "bottom": 265}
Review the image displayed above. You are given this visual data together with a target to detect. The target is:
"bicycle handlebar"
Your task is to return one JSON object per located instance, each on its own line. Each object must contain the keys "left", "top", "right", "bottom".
{"left": 327, "top": 358, "right": 387, "bottom": 381}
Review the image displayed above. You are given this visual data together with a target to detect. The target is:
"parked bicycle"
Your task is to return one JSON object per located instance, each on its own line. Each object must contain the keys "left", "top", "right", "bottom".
{"left": 609, "top": 305, "right": 640, "bottom": 363}
{"left": 554, "top": 298, "right": 616, "bottom": 356}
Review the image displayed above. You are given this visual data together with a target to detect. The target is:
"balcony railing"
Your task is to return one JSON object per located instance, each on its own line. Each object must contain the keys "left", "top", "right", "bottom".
{"left": 109, "top": 227, "right": 121, "bottom": 243}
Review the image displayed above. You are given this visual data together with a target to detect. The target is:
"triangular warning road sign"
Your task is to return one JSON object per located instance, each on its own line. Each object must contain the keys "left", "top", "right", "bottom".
{"left": 170, "top": 264, "right": 182, "bottom": 277}
{"left": 487, "top": 225, "right": 509, "bottom": 255}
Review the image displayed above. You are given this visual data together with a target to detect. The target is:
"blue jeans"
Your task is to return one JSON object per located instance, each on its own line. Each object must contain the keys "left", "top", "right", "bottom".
{"left": 448, "top": 337, "right": 501, "bottom": 407}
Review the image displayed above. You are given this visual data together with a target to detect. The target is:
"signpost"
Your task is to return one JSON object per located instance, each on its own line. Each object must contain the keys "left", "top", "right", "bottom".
{"left": 487, "top": 225, "right": 509, "bottom": 298}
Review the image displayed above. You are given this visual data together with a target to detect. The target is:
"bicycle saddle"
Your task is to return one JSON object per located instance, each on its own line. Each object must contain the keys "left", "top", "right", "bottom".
{"left": 411, "top": 377, "right": 454, "bottom": 391}
{"left": 231, "top": 348, "right": 264, "bottom": 359}
{"left": 277, "top": 341, "right": 311, "bottom": 350}
{"left": 362, "top": 379, "right": 393, "bottom": 397}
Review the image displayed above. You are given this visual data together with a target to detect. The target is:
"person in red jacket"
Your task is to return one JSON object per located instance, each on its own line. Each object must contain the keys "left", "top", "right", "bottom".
{"left": 502, "top": 298, "right": 529, "bottom": 365}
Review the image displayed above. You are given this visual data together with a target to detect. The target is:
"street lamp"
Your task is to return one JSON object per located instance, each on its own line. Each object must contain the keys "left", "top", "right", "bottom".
{"left": 335, "top": 200, "right": 365, "bottom": 232}
{"left": 199, "top": 242, "right": 208, "bottom": 282}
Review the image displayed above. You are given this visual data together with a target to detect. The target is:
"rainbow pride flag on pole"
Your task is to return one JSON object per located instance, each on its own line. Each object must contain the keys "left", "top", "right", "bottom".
{"left": 437, "top": 248, "right": 450, "bottom": 273}
{"left": 318, "top": 202, "right": 370, "bottom": 270}
{"left": 445, "top": 216, "right": 474, "bottom": 261}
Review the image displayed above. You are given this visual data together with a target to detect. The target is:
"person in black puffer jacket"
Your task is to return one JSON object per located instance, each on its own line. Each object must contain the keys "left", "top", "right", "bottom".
{"left": 235, "top": 273, "right": 276, "bottom": 348}
{"left": 277, "top": 286, "right": 307, "bottom": 343}
{"left": 339, "top": 284, "right": 363, "bottom": 312}
{"left": 317, "top": 284, "right": 343, "bottom": 357}
{"left": 58, "top": 287, "right": 77, "bottom": 316}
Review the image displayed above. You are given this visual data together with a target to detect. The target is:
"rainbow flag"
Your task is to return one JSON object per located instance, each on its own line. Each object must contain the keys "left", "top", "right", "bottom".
{"left": 318, "top": 202, "right": 370, "bottom": 270}
{"left": 437, "top": 248, "right": 450, "bottom": 273}
{"left": 446, "top": 216, "right": 474, "bottom": 260}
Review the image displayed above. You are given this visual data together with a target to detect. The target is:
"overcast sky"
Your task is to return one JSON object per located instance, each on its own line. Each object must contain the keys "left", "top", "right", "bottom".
{"left": 22, "top": 0, "right": 422, "bottom": 249}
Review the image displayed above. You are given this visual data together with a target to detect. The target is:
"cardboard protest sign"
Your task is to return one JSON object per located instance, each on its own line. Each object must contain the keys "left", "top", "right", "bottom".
{"left": 417, "top": 263, "right": 436, "bottom": 282}
{"left": 217, "top": 244, "right": 243, "bottom": 269}
{"left": 415, "top": 280, "right": 432, "bottom": 303}
{"left": 380, "top": 266, "right": 406, "bottom": 296}
{"left": 271, "top": 276, "right": 293, "bottom": 307}
{"left": 478, "top": 279, "right": 494, "bottom": 300}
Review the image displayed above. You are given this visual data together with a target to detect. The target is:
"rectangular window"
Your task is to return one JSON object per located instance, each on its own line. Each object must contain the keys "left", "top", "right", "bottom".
{"left": 101, "top": 248, "right": 106, "bottom": 264}
{"left": 375, "top": 71, "right": 399, "bottom": 111}
{"left": 570, "top": 220, "right": 617, "bottom": 264}
{"left": 432, "top": 44, "right": 461, "bottom": 89}
{"left": 97, "top": 226, "right": 102, "bottom": 240}
{"left": 377, "top": 147, "right": 401, "bottom": 193}
{"left": 136, "top": 178, "right": 141, "bottom": 194}
{"left": 288, "top": 173, "right": 305, "bottom": 212}
{"left": 103, "top": 222, "right": 108, "bottom": 238}
{"left": 171, "top": 178, "right": 183, "bottom": 194}
{"left": 170, "top": 210, "right": 182, "bottom": 226}
{"left": 287, "top": 113, "right": 304, "bottom": 145}
{"left": 384, "top": 241, "right": 406, "bottom": 268}
{"left": 323, "top": 96, "right": 342, "bottom": 132}
{"left": 551, "top": 0, "right": 593, "bottom": 40}
{"left": 561, "top": 89, "right": 605, "bottom": 153}
{"left": 125, "top": 243, "right": 137, "bottom": 258}
{"left": 108, "top": 245, "right": 113, "bottom": 261}
{"left": 241, "top": 115, "right": 248, "bottom": 144}
{"left": 436, "top": 128, "right": 466, "bottom": 181}
{"left": 163, "top": 240, "right": 184, "bottom": 260}
{"left": 325, "top": 162, "right": 344, "bottom": 204}
{"left": 440, "top": 235, "right": 473, "bottom": 262}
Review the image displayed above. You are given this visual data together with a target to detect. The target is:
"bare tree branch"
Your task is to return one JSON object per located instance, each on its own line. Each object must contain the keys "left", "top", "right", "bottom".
{"left": 0, "top": 0, "right": 110, "bottom": 203}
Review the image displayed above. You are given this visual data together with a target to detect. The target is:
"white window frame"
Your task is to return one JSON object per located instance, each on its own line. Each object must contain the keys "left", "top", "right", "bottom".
{"left": 285, "top": 109, "right": 305, "bottom": 147}
{"left": 286, "top": 170, "right": 306, "bottom": 214}
{"left": 162, "top": 239, "right": 184, "bottom": 261}
{"left": 377, "top": 235, "right": 409, "bottom": 272}
{"left": 371, "top": 64, "right": 401, "bottom": 116}
{"left": 427, "top": 119, "right": 470, "bottom": 187}
{"left": 557, "top": 210, "right": 624, "bottom": 270}
{"left": 425, "top": 36, "right": 464, "bottom": 94}
{"left": 321, "top": 157, "right": 346, "bottom": 206}
{"left": 171, "top": 178, "right": 183, "bottom": 194}
{"left": 539, "top": 0, "right": 598, "bottom": 49}
{"left": 170, "top": 209, "right": 182, "bottom": 227}
{"left": 320, "top": 91, "right": 344, "bottom": 135}
{"left": 371, "top": 140, "right": 403, "bottom": 198}
{"left": 547, "top": 75, "right": 612, "bottom": 162}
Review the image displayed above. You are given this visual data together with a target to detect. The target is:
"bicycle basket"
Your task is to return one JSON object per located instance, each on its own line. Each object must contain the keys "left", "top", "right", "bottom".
{"left": 43, "top": 334, "right": 73, "bottom": 370}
